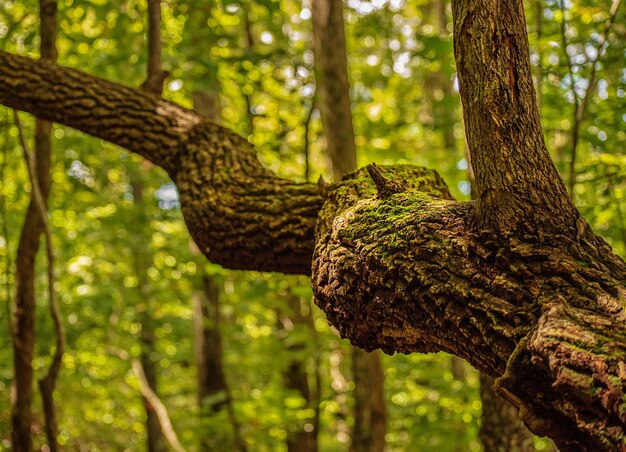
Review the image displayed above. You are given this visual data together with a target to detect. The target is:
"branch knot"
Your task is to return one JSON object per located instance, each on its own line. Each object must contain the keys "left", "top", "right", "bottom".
{"left": 366, "top": 163, "right": 407, "bottom": 198}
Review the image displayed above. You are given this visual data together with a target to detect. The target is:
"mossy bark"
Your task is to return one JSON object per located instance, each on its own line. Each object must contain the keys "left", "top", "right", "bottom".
{"left": 2, "top": 0, "right": 626, "bottom": 447}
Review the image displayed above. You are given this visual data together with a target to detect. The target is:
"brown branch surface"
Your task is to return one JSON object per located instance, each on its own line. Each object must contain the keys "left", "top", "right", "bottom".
{"left": 2, "top": 34, "right": 626, "bottom": 449}
{"left": 312, "top": 166, "right": 626, "bottom": 450}
{"left": 0, "top": 51, "right": 323, "bottom": 274}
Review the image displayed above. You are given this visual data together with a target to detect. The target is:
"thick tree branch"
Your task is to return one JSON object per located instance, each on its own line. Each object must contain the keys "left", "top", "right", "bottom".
{"left": 312, "top": 166, "right": 626, "bottom": 450}
{"left": 0, "top": 51, "right": 196, "bottom": 175}
{"left": 2, "top": 37, "right": 626, "bottom": 450}
{"left": 0, "top": 50, "right": 323, "bottom": 274}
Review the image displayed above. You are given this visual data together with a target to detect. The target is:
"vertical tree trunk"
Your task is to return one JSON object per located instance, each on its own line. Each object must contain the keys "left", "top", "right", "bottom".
{"left": 351, "top": 350, "right": 386, "bottom": 452}
{"left": 422, "top": 0, "right": 456, "bottom": 151}
{"left": 479, "top": 374, "right": 535, "bottom": 452}
{"left": 138, "top": 3, "right": 167, "bottom": 450}
{"left": 192, "top": 88, "right": 247, "bottom": 452}
{"left": 129, "top": 173, "right": 167, "bottom": 452}
{"left": 140, "top": 318, "right": 166, "bottom": 452}
{"left": 311, "top": 0, "right": 357, "bottom": 182}
{"left": 311, "top": 0, "right": 386, "bottom": 450}
{"left": 11, "top": 1, "right": 57, "bottom": 449}
{"left": 280, "top": 294, "right": 319, "bottom": 452}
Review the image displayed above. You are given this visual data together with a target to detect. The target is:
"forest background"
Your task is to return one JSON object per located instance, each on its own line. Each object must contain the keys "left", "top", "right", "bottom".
{"left": 0, "top": 0, "right": 625, "bottom": 450}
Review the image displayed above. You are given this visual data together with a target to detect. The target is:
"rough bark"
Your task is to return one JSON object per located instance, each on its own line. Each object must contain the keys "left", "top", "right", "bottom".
{"left": 480, "top": 374, "right": 535, "bottom": 452}
{"left": 10, "top": 1, "right": 57, "bottom": 450}
{"left": 452, "top": 0, "right": 578, "bottom": 236}
{"left": 2, "top": 0, "right": 626, "bottom": 447}
{"left": 312, "top": 0, "right": 386, "bottom": 448}
{"left": 0, "top": 50, "right": 322, "bottom": 274}
{"left": 311, "top": 164, "right": 626, "bottom": 450}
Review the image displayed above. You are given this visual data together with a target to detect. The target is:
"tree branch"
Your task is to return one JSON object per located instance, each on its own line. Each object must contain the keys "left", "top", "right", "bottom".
{"left": 312, "top": 166, "right": 626, "bottom": 450}
{"left": 0, "top": 50, "right": 323, "bottom": 274}
{"left": 2, "top": 33, "right": 626, "bottom": 449}
{"left": 452, "top": 0, "right": 578, "bottom": 236}
{"left": 0, "top": 50, "right": 196, "bottom": 175}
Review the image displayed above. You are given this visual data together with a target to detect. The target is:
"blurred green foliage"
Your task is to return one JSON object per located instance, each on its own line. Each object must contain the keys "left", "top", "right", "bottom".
{"left": 0, "top": 0, "right": 624, "bottom": 449}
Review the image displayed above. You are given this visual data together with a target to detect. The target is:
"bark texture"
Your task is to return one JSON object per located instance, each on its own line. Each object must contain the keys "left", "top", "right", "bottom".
{"left": 311, "top": 164, "right": 626, "bottom": 450}
{"left": 0, "top": 50, "right": 322, "bottom": 275}
{"left": 452, "top": 0, "right": 578, "bottom": 236}
{"left": 11, "top": 1, "right": 57, "bottom": 449}
{"left": 2, "top": 0, "right": 626, "bottom": 446}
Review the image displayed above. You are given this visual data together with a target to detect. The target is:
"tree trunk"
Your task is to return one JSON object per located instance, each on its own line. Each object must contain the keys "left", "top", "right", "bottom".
{"left": 129, "top": 171, "right": 168, "bottom": 452}
{"left": 311, "top": 0, "right": 357, "bottom": 182}
{"left": 351, "top": 349, "right": 386, "bottom": 452}
{"left": 11, "top": 1, "right": 57, "bottom": 449}
{"left": 2, "top": 0, "right": 626, "bottom": 445}
{"left": 280, "top": 294, "right": 319, "bottom": 452}
{"left": 135, "top": 3, "right": 168, "bottom": 449}
{"left": 480, "top": 374, "right": 535, "bottom": 452}
{"left": 192, "top": 276, "right": 245, "bottom": 450}
{"left": 311, "top": 0, "right": 387, "bottom": 449}
{"left": 141, "top": 314, "right": 167, "bottom": 452}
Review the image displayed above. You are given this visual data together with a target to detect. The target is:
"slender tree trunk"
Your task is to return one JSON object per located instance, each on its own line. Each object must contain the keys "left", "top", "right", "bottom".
{"left": 141, "top": 316, "right": 166, "bottom": 452}
{"left": 311, "top": 0, "right": 357, "bottom": 182}
{"left": 311, "top": 0, "right": 386, "bottom": 450}
{"left": 480, "top": 374, "right": 535, "bottom": 452}
{"left": 11, "top": 1, "right": 57, "bottom": 449}
{"left": 351, "top": 350, "right": 386, "bottom": 452}
{"left": 279, "top": 294, "right": 319, "bottom": 452}
{"left": 423, "top": 0, "right": 456, "bottom": 151}
{"left": 137, "top": 3, "right": 168, "bottom": 450}
{"left": 129, "top": 172, "right": 167, "bottom": 452}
